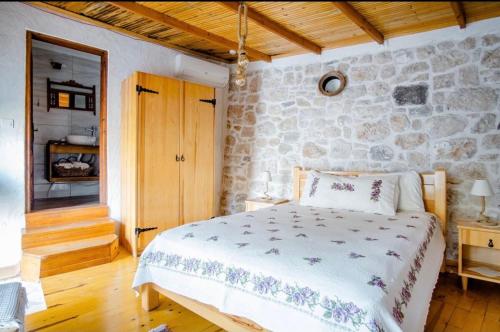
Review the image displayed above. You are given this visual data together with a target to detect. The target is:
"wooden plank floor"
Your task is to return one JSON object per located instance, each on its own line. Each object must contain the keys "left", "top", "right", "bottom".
{"left": 425, "top": 273, "right": 500, "bottom": 332}
{"left": 26, "top": 248, "right": 500, "bottom": 332}
{"left": 26, "top": 249, "right": 223, "bottom": 332}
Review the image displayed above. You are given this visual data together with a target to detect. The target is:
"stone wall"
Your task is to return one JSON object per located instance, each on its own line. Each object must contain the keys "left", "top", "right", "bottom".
{"left": 222, "top": 32, "right": 500, "bottom": 259}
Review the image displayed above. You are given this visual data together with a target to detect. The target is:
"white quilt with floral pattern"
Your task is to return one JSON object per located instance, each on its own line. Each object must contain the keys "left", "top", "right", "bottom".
{"left": 133, "top": 203, "right": 445, "bottom": 332}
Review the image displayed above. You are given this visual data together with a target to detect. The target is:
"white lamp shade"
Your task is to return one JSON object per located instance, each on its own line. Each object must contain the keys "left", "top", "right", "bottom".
{"left": 261, "top": 171, "right": 272, "bottom": 182}
{"left": 470, "top": 179, "right": 493, "bottom": 197}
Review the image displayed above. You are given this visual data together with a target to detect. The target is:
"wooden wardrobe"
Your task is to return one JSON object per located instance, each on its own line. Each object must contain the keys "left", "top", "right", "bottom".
{"left": 120, "top": 72, "right": 216, "bottom": 256}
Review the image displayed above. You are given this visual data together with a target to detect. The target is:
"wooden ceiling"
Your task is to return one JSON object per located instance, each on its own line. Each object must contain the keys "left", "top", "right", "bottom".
{"left": 30, "top": 2, "right": 500, "bottom": 63}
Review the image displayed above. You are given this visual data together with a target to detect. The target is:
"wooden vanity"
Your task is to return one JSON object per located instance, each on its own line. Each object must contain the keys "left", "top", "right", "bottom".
{"left": 46, "top": 141, "right": 99, "bottom": 182}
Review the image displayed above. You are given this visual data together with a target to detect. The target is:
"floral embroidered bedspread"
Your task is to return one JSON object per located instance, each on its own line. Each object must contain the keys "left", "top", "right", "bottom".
{"left": 133, "top": 203, "right": 445, "bottom": 332}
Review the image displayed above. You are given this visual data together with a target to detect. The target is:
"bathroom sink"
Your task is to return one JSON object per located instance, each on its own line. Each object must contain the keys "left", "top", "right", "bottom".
{"left": 66, "top": 135, "right": 97, "bottom": 146}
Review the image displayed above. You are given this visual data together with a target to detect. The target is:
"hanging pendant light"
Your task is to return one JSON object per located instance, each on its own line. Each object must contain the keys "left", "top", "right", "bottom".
{"left": 235, "top": 2, "right": 248, "bottom": 87}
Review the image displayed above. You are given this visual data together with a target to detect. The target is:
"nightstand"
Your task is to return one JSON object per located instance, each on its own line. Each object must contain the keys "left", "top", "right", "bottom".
{"left": 245, "top": 198, "right": 289, "bottom": 212}
{"left": 457, "top": 219, "right": 500, "bottom": 290}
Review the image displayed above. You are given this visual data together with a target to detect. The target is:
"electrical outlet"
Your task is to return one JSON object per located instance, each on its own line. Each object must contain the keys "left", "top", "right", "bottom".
{"left": 0, "top": 118, "right": 14, "bottom": 129}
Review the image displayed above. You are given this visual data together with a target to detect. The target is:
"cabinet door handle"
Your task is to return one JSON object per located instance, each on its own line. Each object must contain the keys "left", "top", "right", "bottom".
{"left": 180, "top": 155, "right": 185, "bottom": 162}
{"left": 175, "top": 154, "right": 180, "bottom": 162}
{"left": 488, "top": 239, "right": 494, "bottom": 248}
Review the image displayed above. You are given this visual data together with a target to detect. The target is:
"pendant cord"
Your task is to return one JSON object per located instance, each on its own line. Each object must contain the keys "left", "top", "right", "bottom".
{"left": 238, "top": 2, "right": 248, "bottom": 47}
{"left": 235, "top": 1, "right": 249, "bottom": 87}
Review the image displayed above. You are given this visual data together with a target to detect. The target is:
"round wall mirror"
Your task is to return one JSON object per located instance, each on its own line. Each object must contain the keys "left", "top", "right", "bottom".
{"left": 318, "top": 70, "right": 346, "bottom": 96}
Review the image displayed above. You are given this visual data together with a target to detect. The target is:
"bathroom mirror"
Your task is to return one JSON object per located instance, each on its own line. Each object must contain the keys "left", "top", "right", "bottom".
{"left": 318, "top": 70, "right": 346, "bottom": 96}
{"left": 74, "top": 94, "right": 87, "bottom": 109}
{"left": 58, "top": 92, "right": 70, "bottom": 108}
{"left": 47, "top": 79, "right": 96, "bottom": 114}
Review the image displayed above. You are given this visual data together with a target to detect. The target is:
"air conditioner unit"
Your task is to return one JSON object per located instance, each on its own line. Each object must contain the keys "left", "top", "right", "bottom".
{"left": 174, "top": 54, "right": 229, "bottom": 88}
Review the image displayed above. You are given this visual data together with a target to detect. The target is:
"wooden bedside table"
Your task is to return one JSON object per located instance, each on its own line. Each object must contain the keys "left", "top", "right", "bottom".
{"left": 457, "top": 219, "right": 500, "bottom": 290}
{"left": 245, "top": 198, "right": 289, "bottom": 212}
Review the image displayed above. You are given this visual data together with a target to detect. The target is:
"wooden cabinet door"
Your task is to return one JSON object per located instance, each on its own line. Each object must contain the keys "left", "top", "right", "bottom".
{"left": 182, "top": 82, "right": 215, "bottom": 224}
{"left": 137, "top": 73, "right": 181, "bottom": 252}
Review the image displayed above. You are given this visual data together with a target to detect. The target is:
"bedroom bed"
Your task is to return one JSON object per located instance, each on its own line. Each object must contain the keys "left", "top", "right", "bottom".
{"left": 133, "top": 167, "right": 447, "bottom": 332}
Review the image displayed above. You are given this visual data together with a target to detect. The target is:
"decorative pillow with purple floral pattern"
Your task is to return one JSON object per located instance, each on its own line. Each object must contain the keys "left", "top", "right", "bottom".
{"left": 300, "top": 171, "right": 399, "bottom": 216}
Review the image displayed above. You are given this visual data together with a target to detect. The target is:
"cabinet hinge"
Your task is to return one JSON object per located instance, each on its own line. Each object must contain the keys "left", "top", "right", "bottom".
{"left": 136, "top": 85, "right": 159, "bottom": 95}
{"left": 199, "top": 98, "right": 216, "bottom": 107}
{"left": 135, "top": 226, "right": 158, "bottom": 236}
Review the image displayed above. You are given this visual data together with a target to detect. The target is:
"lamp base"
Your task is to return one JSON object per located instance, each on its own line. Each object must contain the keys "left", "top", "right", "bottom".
{"left": 479, "top": 221, "right": 499, "bottom": 228}
{"left": 260, "top": 192, "right": 272, "bottom": 200}
{"left": 477, "top": 213, "right": 490, "bottom": 223}
{"left": 476, "top": 214, "right": 498, "bottom": 227}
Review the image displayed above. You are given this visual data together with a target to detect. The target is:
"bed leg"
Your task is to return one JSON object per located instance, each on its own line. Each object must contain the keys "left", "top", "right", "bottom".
{"left": 141, "top": 284, "right": 160, "bottom": 311}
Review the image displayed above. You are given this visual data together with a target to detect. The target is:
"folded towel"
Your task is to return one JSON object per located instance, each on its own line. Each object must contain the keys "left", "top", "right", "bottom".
{"left": 56, "top": 161, "right": 90, "bottom": 170}
{"left": 71, "top": 162, "right": 90, "bottom": 170}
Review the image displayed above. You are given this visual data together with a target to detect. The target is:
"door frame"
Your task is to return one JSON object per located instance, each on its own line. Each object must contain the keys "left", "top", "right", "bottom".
{"left": 25, "top": 31, "right": 108, "bottom": 212}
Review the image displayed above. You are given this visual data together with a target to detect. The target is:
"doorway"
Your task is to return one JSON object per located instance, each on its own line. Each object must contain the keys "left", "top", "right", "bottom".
{"left": 25, "top": 32, "right": 108, "bottom": 212}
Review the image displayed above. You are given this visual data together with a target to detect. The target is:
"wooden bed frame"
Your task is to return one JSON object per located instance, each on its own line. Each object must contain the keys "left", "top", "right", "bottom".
{"left": 140, "top": 167, "right": 447, "bottom": 331}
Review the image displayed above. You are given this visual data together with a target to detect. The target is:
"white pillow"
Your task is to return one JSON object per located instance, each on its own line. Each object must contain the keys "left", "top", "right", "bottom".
{"left": 300, "top": 171, "right": 399, "bottom": 216}
{"left": 393, "top": 179, "right": 400, "bottom": 212}
{"left": 395, "top": 171, "right": 425, "bottom": 212}
{"left": 360, "top": 171, "right": 425, "bottom": 212}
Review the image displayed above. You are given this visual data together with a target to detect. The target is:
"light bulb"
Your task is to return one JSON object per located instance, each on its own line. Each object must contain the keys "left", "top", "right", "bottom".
{"left": 236, "top": 66, "right": 245, "bottom": 75}
{"left": 235, "top": 50, "right": 247, "bottom": 87}
{"left": 235, "top": 77, "right": 246, "bottom": 87}
{"left": 235, "top": 69, "right": 246, "bottom": 86}
{"left": 238, "top": 52, "right": 249, "bottom": 67}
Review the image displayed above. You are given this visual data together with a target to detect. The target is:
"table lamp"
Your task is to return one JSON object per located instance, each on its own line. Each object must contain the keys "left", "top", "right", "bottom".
{"left": 470, "top": 179, "right": 495, "bottom": 225}
{"left": 261, "top": 171, "right": 272, "bottom": 200}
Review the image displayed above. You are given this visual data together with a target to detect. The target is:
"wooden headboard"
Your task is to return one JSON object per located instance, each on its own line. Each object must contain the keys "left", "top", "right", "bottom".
{"left": 292, "top": 167, "right": 447, "bottom": 235}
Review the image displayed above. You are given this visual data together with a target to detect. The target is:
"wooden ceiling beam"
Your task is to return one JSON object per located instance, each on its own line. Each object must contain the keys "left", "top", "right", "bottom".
{"left": 450, "top": 2, "right": 466, "bottom": 29}
{"left": 332, "top": 2, "right": 384, "bottom": 44}
{"left": 108, "top": 2, "right": 271, "bottom": 62}
{"left": 219, "top": 2, "right": 322, "bottom": 55}
{"left": 27, "top": 2, "right": 229, "bottom": 64}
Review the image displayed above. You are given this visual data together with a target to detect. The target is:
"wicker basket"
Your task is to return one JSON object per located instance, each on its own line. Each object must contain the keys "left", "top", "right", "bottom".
{"left": 53, "top": 164, "right": 94, "bottom": 177}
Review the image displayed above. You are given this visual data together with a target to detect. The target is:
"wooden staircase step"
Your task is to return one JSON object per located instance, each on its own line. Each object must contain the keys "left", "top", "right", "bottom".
{"left": 22, "top": 218, "right": 116, "bottom": 249}
{"left": 24, "top": 234, "right": 118, "bottom": 257}
{"left": 22, "top": 234, "right": 119, "bottom": 280}
{"left": 25, "top": 204, "right": 109, "bottom": 228}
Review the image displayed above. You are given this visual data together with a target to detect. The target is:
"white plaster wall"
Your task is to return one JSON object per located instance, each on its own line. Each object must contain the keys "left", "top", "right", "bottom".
{"left": 0, "top": 2, "right": 228, "bottom": 267}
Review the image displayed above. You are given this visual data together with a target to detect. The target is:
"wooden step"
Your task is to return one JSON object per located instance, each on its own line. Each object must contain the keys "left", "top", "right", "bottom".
{"left": 22, "top": 218, "right": 116, "bottom": 249}
{"left": 25, "top": 204, "right": 109, "bottom": 228}
{"left": 22, "top": 234, "right": 119, "bottom": 280}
